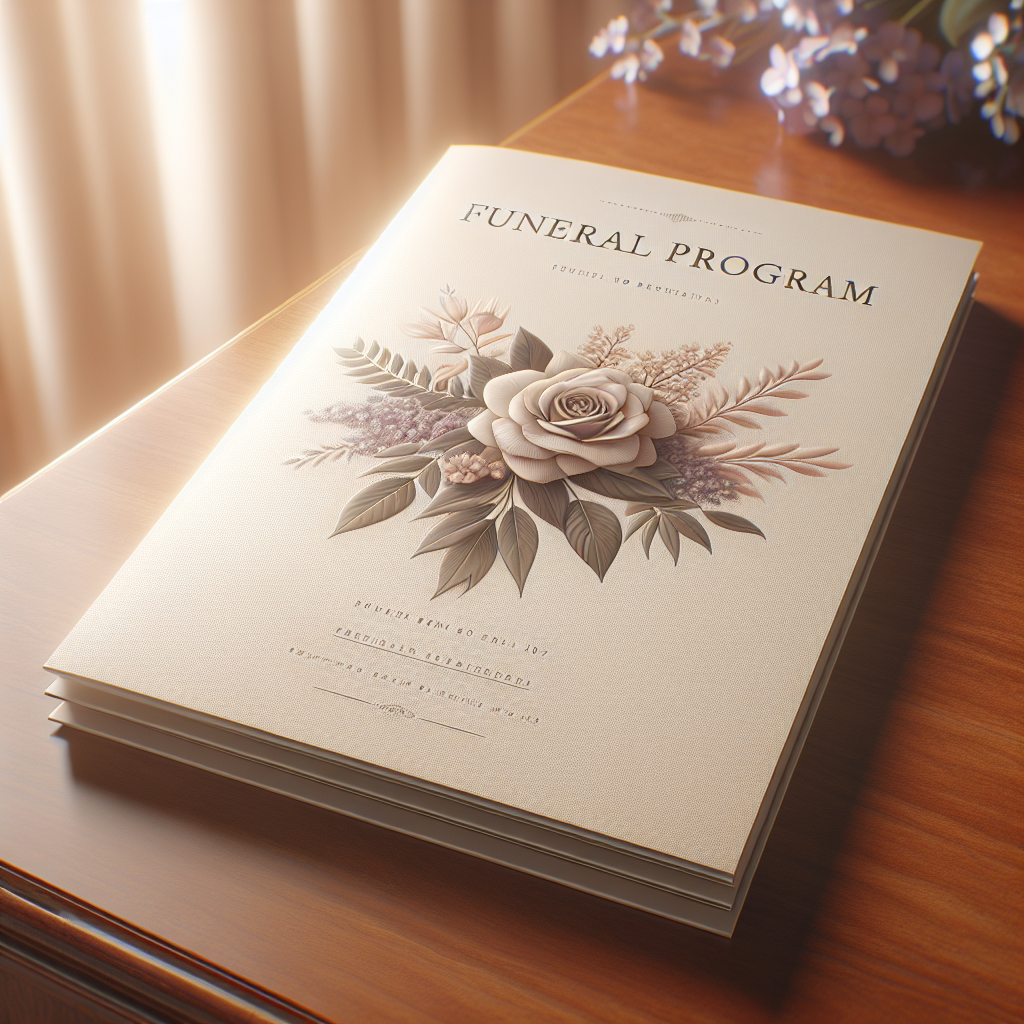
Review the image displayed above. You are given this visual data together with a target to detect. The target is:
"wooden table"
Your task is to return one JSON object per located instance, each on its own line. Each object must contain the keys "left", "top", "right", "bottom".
{"left": 2, "top": 59, "right": 1021, "bottom": 1024}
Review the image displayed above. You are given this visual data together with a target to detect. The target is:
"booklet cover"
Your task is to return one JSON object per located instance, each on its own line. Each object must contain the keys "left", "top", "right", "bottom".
{"left": 46, "top": 146, "right": 979, "bottom": 887}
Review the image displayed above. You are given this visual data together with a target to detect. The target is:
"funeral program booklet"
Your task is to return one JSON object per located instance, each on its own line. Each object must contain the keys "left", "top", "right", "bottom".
{"left": 45, "top": 145, "right": 979, "bottom": 935}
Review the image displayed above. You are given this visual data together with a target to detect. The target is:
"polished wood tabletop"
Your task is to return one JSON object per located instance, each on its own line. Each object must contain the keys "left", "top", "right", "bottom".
{"left": 2, "top": 57, "right": 1021, "bottom": 1024}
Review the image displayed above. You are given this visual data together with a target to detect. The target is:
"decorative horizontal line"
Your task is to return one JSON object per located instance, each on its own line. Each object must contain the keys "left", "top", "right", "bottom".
{"left": 313, "top": 687, "right": 375, "bottom": 706}
{"left": 418, "top": 717, "right": 485, "bottom": 738}
{"left": 313, "top": 687, "right": 485, "bottom": 739}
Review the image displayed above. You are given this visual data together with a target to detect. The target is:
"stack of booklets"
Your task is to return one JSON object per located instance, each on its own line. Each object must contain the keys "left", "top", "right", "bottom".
{"left": 44, "top": 147, "right": 979, "bottom": 935}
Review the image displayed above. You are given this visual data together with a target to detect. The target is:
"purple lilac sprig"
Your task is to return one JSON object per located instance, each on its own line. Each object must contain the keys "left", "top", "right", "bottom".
{"left": 304, "top": 395, "right": 473, "bottom": 457}
{"left": 653, "top": 434, "right": 739, "bottom": 505}
{"left": 971, "top": 8, "right": 1024, "bottom": 144}
{"left": 590, "top": 0, "right": 1022, "bottom": 154}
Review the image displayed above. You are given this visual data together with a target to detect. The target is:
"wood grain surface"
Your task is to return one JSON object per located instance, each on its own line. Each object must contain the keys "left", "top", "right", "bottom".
{"left": 2, "top": 57, "right": 1022, "bottom": 1024}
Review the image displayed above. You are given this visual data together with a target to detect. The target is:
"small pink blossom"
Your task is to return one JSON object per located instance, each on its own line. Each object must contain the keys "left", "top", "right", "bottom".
{"left": 761, "top": 44, "right": 800, "bottom": 96}
{"left": 708, "top": 36, "right": 737, "bottom": 67}
{"left": 820, "top": 114, "right": 845, "bottom": 144}
{"left": 989, "top": 12, "right": 1010, "bottom": 44}
{"left": 679, "top": 18, "right": 702, "bottom": 56}
{"left": 806, "top": 80, "right": 834, "bottom": 117}
{"left": 641, "top": 39, "right": 665, "bottom": 72}
{"left": 589, "top": 15, "right": 629, "bottom": 58}
{"left": 611, "top": 53, "right": 641, "bottom": 83}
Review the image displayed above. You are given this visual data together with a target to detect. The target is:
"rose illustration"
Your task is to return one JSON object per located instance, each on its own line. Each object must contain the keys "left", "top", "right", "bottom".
{"left": 312, "top": 300, "right": 844, "bottom": 598}
{"left": 467, "top": 350, "right": 676, "bottom": 482}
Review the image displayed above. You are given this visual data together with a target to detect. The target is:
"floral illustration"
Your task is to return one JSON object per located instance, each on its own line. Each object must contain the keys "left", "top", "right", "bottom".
{"left": 287, "top": 287, "right": 849, "bottom": 598}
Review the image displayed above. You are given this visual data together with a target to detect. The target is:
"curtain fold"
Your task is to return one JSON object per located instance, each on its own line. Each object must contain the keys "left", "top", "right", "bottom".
{"left": 0, "top": 0, "right": 622, "bottom": 493}
{"left": 0, "top": 0, "right": 179, "bottom": 468}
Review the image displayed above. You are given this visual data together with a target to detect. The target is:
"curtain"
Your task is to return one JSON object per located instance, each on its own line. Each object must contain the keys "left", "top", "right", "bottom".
{"left": 0, "top": 0, "right": 620, "bottom": 493}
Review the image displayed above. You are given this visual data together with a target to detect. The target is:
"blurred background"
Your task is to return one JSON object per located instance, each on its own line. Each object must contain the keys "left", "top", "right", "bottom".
{"left": 0, "top": 0, "right": 622, "bottom": 494}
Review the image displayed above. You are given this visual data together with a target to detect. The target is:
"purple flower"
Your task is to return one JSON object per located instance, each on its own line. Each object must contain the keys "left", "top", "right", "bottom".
{"left": 306, "top": 396, "right": 473, "bottom": 457}
{"left": 653, "top": 434, "right": 738, "bottom": 506}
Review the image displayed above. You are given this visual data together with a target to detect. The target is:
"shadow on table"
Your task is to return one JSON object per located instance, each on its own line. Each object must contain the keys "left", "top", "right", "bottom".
{"left": 807, "top": 112, "right": 1024, "bottom": 193}
{"left": 645, "top": 54, "right": 1024, "bottom": 195}
{"left": 60, "top": 302, "right": 1022, "bottom": 1014}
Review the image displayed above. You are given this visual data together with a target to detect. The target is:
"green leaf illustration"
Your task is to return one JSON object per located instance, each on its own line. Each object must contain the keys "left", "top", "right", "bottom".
{"left": 641, "top": 517, "right": 659, "bottom": 558}
{"left": 417, "top": 460, "right": 441, "bottom": 497}
{"left": 443, "top": 438, "right": 485, "bottom": 460}
{"left": 573, "top": 468, "right": 670, "bottom": 503}
{"left": 419, "top": 426, "right": 474, "bottom": 453}
{"left": 360, "top": 455, "right": 434, "bottom": 477}
{"left": 663, "top": 511, "right": 712, "bottom": 554}
{"left": 374, "top": 442, "right": 424, "bottom": 458}
{"left": 336, "top": 340, "right": 484, "bottom": 409}
{"left": 517, "top": 478, "right": 570, "bottom": 531}
{"left": 627, "top": 466, "right": 674, "bottom": 496}
{"left": 468, "top": 355, "right": 513, "bottom": 401}
{"left": 417, "top": 391, "right": 480, "bottom": 412}
{"left": 498, "top": 507, "right": 539, "bottom": 596}
{"left": 414, "top": 508, "right": 495, "bottom": 556}
{"left": 332, "top": 477, "right": 416, "bottom": 536}
{"left": 414, "top": 476, "right": 511, "bottom": 519}
{"left": 624, "top": 508, "right": 657, "bottom": 541}
{"left": 508, "top": 327, "right": 553, "bottom": 372}
{"left": 658, "top": 516, "right": 681, "bottom": 565}
{"left": 433, "top": 522, "right": 498, "bottom": 598}
{"left": 564, "top": 500, "right": 622, "bottom": 581}
{"left": 702, "top": 510, "right": 766, "bottom": 538}
{"left": 939, "top": 0, "right": 1002, "bottom": 44}
{"left": 624, "top": 498, "right": 698, "bottom": 515}
{"left": 645, "top": 458, "right": 683, "bottom": 481}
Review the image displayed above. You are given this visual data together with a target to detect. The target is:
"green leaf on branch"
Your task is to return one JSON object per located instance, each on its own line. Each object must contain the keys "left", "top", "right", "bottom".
{"left": 374, "top": 442, "right": 424, "bottom": 458}
{"left": 443, "top": 438, "right": 485, "bottom": 460}
{"left": 498, "top": 507, "right": 539, "bottom": 596}
{"left": 702, "top": 510, "right": 765, "bottom": 538}
{"left": 508, "top": 327, "right": 553, "bottom": 372}
{"left": 336, "top": 339, "right": 484, "bottom": 409}
{"left": 433, "top": 522, "right": 498, "bottom": 598}
{"left": 658, "top": 516, "right": 680, "bottom": 565}
{"left": 417, "top": 460, "right": 441, "bottom": 497}
{"left": 573, "top": 468, "right": 670, "bottom": 503}
{"left": 564, "top": 500, "right": 622, "bottom": 581}
{"left": 468, "top": 355, "right": 513, "bottom": 401}
{"left": 414, "top": 508, "right": 495, "bottom": 556}
{"left": 641, "top": 517, "right": 659, "bottom": 558}
{"left": 517, "top": 477, "right": 570, "bottom": 531}
{"left": 645, "top": 458, "right": 683, "bottom": 481}
{"left": 624, "top": 466, "right": 673, "bottom": 497}
{"left": 420, "top": 426, "right": 474, "bottom": 453}
{"left": 332, "top": 477, "right": 416, "bottom": 536}
{"left": 625, "top": 502, "right": 655, "bottom": 516}
{"left": 624, "top": 508, "right": 657, "bottom": 541}
{"left": 939, "top": 0, "right": 1002, "bottom": 44}
{"left": 414, "top": 476, "right": 511, "bottom": 519}
{"left": 360, "top": 456, "right": 434, "bottom": 477}
{"left": 664, "top": 511, "right": 712, "bottom": 554}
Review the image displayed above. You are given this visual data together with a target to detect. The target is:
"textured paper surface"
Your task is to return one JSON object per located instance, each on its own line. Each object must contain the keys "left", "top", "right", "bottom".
{"left": 48, "top": 147, "right": 979, "bottom": 873}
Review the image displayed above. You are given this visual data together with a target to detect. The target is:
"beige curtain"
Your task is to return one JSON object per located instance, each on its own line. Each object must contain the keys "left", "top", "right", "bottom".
{"left": 0, "top": 0, "right": 620, "bottom": 493}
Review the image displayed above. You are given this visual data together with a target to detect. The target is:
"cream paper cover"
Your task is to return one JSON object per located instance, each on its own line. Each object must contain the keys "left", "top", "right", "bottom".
{"left": 47, "top": 146, "right": 979, "bottom": 874}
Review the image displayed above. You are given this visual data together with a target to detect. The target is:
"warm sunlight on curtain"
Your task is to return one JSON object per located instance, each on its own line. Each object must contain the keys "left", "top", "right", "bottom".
{"left": 0, "top": 0, "right": 620, "bottom": 493}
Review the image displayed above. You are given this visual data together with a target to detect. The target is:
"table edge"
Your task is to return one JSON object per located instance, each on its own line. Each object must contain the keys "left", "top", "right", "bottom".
{"left": 0, "top": 864, "right": 333, "bottom": 1024}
